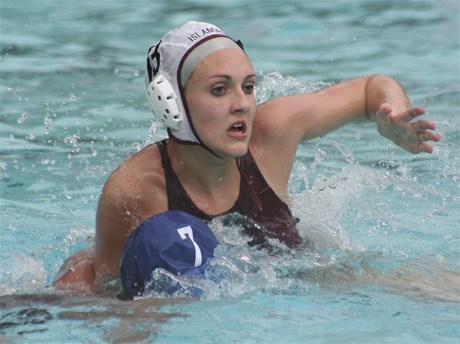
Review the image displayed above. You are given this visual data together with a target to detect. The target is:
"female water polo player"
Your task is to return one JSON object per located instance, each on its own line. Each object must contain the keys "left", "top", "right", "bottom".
{"left": 54, "top": 21, "right": 440, "bottom": 295}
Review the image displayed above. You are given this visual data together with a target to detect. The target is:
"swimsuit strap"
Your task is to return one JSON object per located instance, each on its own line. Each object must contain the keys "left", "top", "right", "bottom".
{"left": 236, "top": 149, "right": 292, "bottom": 215}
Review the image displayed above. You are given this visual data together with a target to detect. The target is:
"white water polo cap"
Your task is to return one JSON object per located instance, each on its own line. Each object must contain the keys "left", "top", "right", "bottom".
{"left": 145, "top": 21, "right": 244, "bottom": 145}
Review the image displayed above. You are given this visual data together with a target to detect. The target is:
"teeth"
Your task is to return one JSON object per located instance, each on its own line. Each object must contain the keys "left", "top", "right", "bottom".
{"left": 229, "top": 123, "right": 244, "bottom": 133}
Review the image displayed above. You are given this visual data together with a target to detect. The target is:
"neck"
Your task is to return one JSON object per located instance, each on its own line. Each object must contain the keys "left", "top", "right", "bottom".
{"left": 167, "top": 141, "right": 239, "bottom": 192}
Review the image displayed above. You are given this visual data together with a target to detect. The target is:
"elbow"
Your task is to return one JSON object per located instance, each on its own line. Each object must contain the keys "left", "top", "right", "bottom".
{"left": 364, "top": 74, "right": 408, "bottom": 120}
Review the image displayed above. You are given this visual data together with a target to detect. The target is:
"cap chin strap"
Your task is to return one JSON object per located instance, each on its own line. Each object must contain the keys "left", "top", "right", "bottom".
{"left": 167, "top": 129, "right": 225, "bottom": 160}
{"left": 147, "top": 75, "right": 224, "bottom": 158}
{"left": 147, "top": 73, "right": 257, "bottom": 160}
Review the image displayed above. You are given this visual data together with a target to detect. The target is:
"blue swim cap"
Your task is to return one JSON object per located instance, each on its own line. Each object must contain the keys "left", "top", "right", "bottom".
{"left": 119, "top": 210, "right": 219, "bottom": 299}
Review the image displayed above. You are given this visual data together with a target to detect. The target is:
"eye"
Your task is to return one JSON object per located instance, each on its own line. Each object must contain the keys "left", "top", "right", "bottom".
{"left": 242, "top": 84, "right": 255, "bottom": 94}
{"left": 211, "top": 86, "right": 226, "bottom": 96}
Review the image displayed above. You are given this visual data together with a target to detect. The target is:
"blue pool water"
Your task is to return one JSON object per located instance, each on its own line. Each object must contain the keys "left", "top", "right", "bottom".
{"left": 1, "top": 0, "right": 459, "bottom": 343}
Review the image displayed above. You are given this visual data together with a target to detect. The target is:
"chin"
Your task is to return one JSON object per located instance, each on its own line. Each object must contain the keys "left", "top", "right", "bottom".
{"left": 216, "top": 142, "right": 249, "bottom": 159}
{"left": 231, "top": 146, "right": 248, "bottom": 158}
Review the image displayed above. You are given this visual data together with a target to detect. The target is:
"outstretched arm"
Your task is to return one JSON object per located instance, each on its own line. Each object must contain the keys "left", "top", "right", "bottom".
{"left": 252, "top": 75, "right": 440, "bottom": 195}
{"left": 256, "top": 74, "right": 440, "bottom": 154}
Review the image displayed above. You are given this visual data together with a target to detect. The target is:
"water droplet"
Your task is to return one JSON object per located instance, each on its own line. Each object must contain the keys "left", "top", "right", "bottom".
{"left": 44, "top": 114, "right": 52, "bottom": 134}
{"left": 17, "top": 113, "right": 27, "bottom": 124}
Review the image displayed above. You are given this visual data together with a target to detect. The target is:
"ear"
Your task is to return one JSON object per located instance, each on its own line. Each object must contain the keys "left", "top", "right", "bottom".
{"left": 146, "top": 75, "right": 183, "bottom": 130}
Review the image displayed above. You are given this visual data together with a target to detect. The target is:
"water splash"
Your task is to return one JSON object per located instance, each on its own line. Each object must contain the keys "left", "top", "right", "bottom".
{"left": 255, "top": 70, "right": 333, "bottom": 103}
{"left": 0, "top": 253, "right": 46, "bottom": 295}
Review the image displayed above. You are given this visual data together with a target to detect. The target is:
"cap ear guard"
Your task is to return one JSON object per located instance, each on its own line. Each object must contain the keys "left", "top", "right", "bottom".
{"left": 146, "top": 74, "right": 182, "bottom": 130}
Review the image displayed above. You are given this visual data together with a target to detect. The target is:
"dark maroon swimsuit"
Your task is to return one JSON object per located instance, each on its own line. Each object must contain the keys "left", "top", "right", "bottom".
{"left": 157, "top": 139, "right": 303, "bottom": 249}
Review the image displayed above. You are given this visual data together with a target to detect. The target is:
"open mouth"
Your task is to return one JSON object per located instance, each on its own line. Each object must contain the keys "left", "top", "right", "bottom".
{"left": 227, "top": 122, "right": 246, "bottom": 135}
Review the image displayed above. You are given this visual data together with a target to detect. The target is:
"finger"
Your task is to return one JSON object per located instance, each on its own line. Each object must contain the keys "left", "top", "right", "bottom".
{"left": 401, "top": 106, "right": 425, "bottom": 122}
{"left": 414, "top": 119, "right": 437, "bottom": 131}
{"left": 417, "top": 131, "right": 441, "bottom": 142}
{"left": 417, "top": 142, "right": 434, "bottom": 154}
{"left": 378, "top": 103, "right": 392, "bottom": 114}
{"left": 375, "top": 103, "right": 392, "bottom": 121}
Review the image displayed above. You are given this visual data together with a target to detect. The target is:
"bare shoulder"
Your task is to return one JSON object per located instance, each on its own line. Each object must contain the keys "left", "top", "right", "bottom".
{"left": 249, "top": 97, "right": 316, "bottom": 200}
{"left": 251, "top": 94, "right": 319, "bottom": 158}
{"left": 106, "top": 144, "right": 162, "bottom": 188}
{"left": 101, "top": 143, "right": 167, "bottom": 217}
{"left": 94, "top": 143, "right": 168, "bottom": 275}
{"left": 253, "top": 94, "right": 317, "bottom": 151}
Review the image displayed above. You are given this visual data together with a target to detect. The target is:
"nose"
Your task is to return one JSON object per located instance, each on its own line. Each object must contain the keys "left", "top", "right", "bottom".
{"left": 230, "top": 90, "right": 252, "bottom": 114}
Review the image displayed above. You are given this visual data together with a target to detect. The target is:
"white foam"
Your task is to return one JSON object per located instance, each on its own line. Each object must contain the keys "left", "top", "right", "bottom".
{"left": 0, "top": 252, "right": 46, "bottom": 295}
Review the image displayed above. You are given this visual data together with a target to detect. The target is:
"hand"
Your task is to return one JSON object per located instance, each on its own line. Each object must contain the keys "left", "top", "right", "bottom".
{"left": 375, "top": 103, "right": 441, "bottom": 154}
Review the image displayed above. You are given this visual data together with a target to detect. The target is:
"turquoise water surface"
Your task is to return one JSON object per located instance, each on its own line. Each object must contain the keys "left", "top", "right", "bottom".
{"left": 1, "top": 0, "right": 459, "bottom": 343}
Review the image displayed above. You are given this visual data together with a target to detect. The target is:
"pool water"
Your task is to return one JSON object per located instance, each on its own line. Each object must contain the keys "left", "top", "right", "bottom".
{"left": 1, "top": 0, "right": 459, "bottom": 343}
